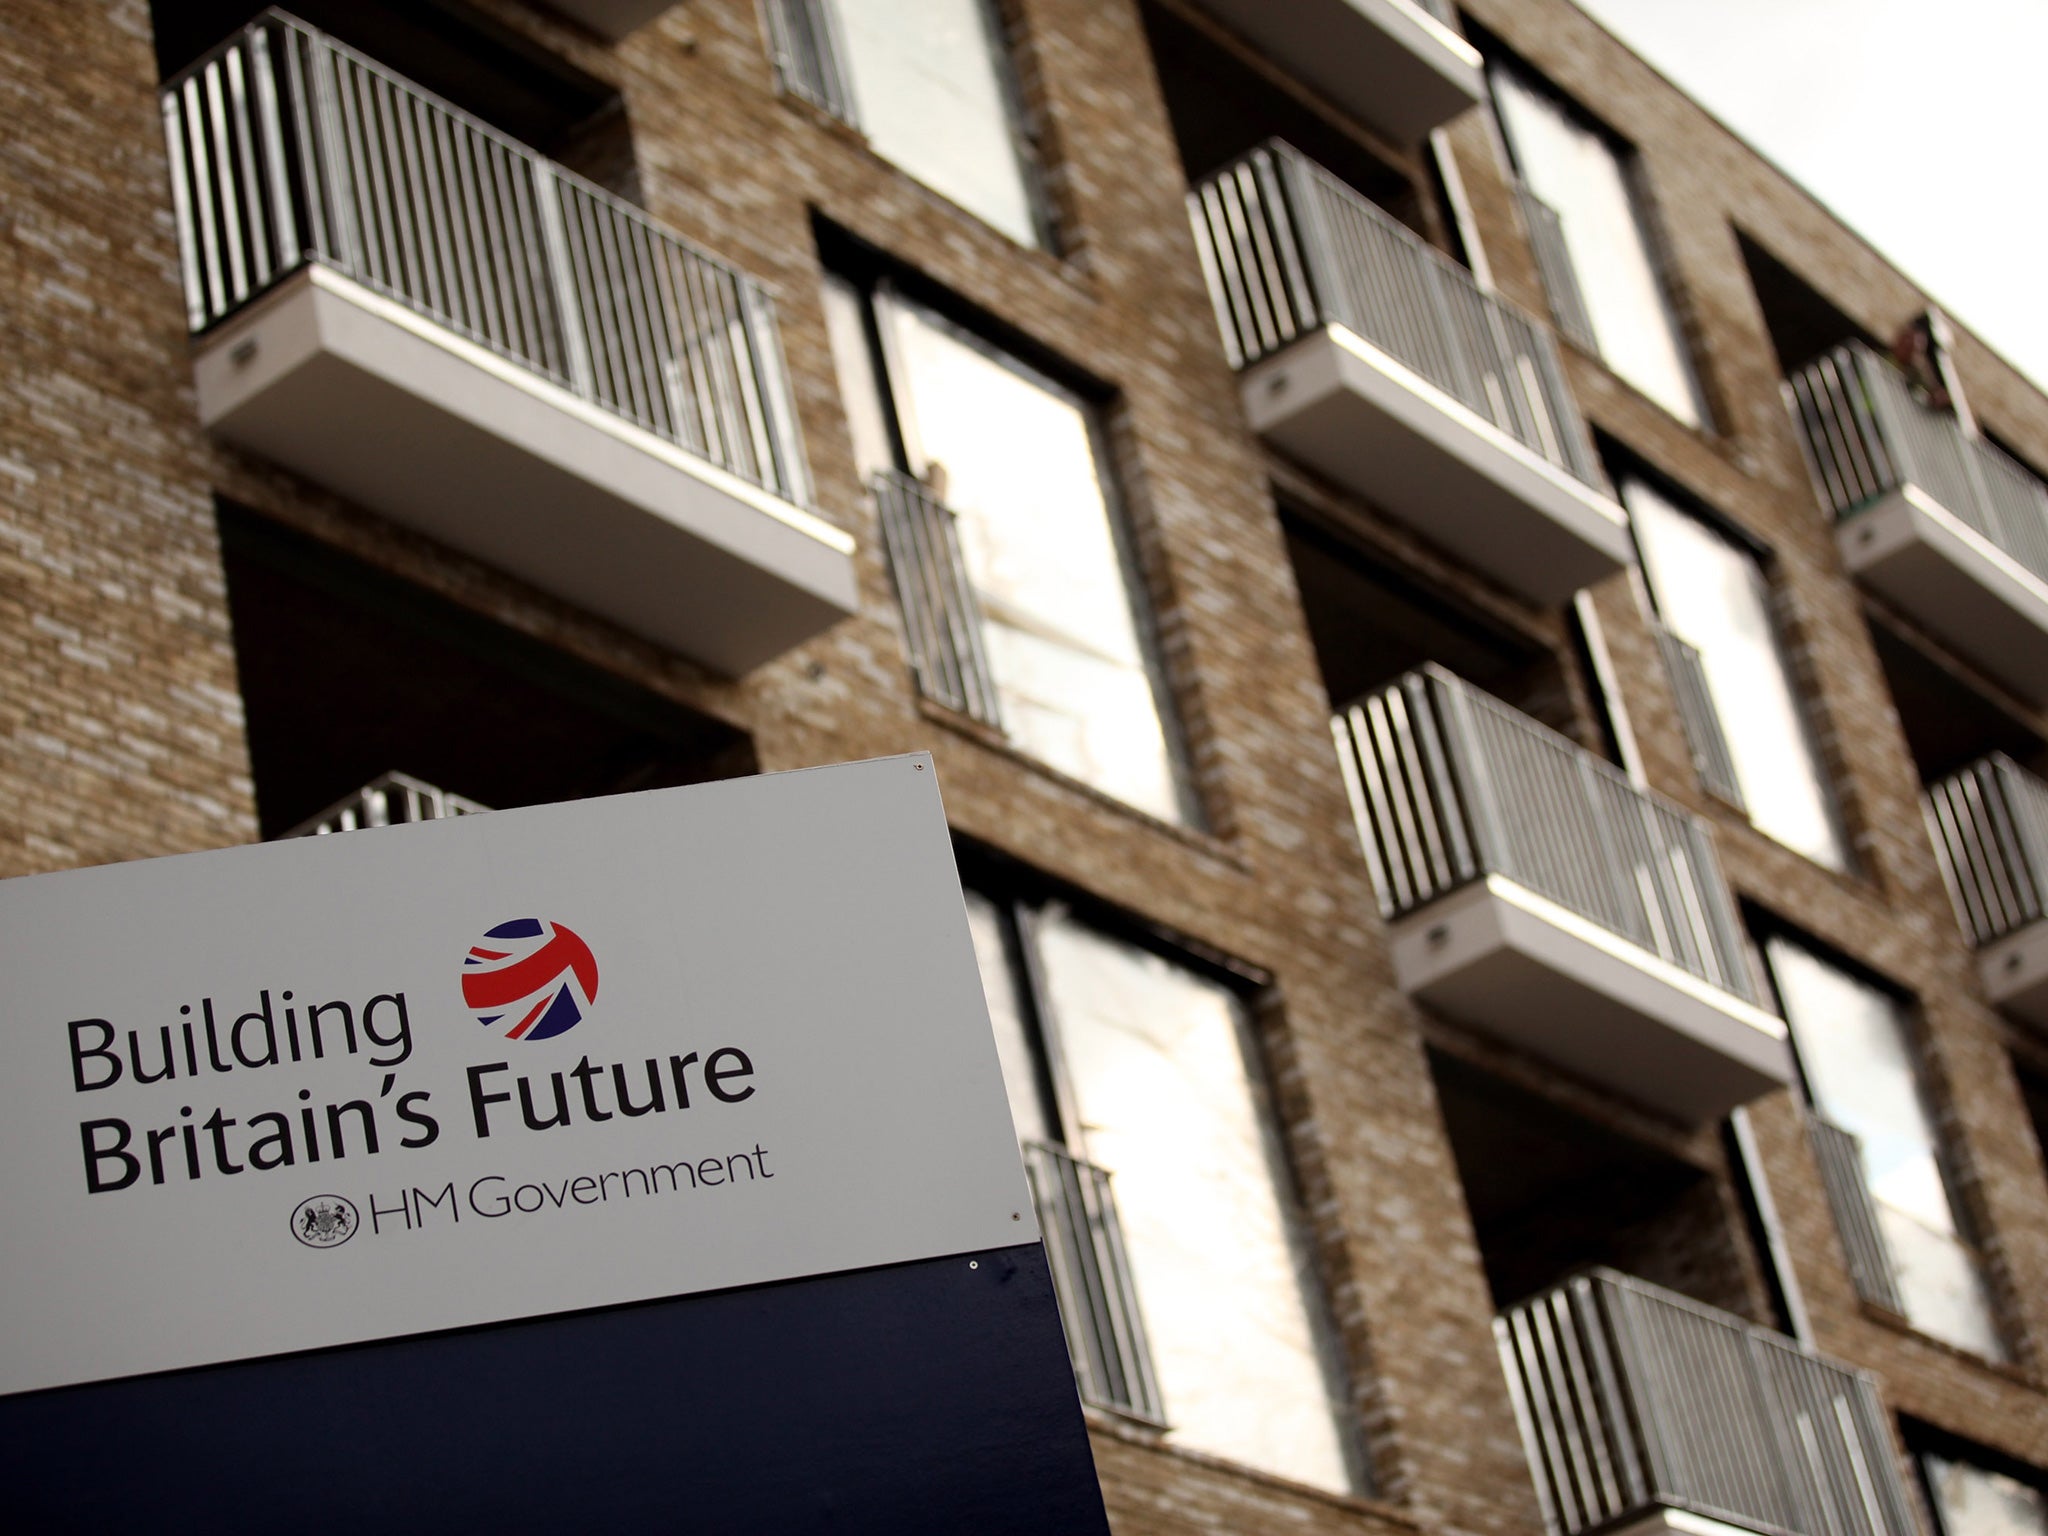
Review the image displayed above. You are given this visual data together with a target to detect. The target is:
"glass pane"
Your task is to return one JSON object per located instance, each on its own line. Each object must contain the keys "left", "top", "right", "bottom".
{"left": 1926, "top": 1456, "right": 2048, "bottom": 1536}
{"left": 962, "top": 890, "right": 1053, "bottom": 1145}
{"left": 1629, "top": 480, "right": 1848, "bottom": 869}
{"left": 1034, "top": 911, "right": 1358, "bottom": 1493}
{"left": 1492, "top": 67, "right": 1704, "bottom": 425}
{"left": 821, "top": 273, "right": 896, "bottom": 483}
{"left": 834, "top": 0, "right": 1042, "bottom": 247}
{"left": 1766, "top": 938, "right": 2005, "bottom": 1358}
{"left": 879, "top": 293, "right": 1187, "bottom": 822}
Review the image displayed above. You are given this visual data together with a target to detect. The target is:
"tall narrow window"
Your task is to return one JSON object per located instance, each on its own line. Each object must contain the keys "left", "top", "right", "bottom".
{"left": 1764, "top": 936, "right": 2005, "bottom": 1360}
{"left": 823, "top": 270, "right": 1191, "bottom": 824}
{"left": 1490, "top": 62, "right": 1705, "bottom": 426}
{"left": 1627, "top": 478, "right": 1848, "bottom": 870}
{"left": 768, "top": 0, "right": 1045, "bottom": 247}
{"left": 970, "top": 887, "right": 1364, "bottom": 1494}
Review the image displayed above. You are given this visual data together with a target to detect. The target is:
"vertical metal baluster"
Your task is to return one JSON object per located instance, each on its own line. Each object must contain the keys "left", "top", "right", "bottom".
{"left": 531, "top": 168, "right": 596, "bottom": 398}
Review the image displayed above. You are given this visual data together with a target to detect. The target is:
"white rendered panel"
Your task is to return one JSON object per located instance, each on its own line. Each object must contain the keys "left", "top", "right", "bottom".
{"left": 0, "top": 756, "right": 1032, "bottom": 1396}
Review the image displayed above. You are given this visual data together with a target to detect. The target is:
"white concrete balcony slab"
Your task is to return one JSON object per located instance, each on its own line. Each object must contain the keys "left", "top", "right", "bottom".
{"left": 1337, "top": 669, "right": 1792, "bottom": 1124}
{"left": 1791, "top": 342, "right": 2048, "bottom": 703}
{"left": 164, "top": 14, "right": 855, "bottom": 676}
{"left": 1188, "top": 0, "right": 1483, "bottom": 144}
{"left": 1192, "top": 144, "right": 1631, "bottom": 607}
{"left": 1834, "top": 485, "right": 2048, "bottom": 704}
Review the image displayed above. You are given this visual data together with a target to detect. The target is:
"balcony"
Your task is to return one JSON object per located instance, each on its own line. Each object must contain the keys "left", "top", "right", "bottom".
{"left": 1336, "top": 668, "right": 1790, "bottom": 1123}
{"left": 161, "top": 14, "right": 856, "bottom": 676}
{"left": 287, "top": 772, "right": 489, "bottom": 837}
{"left": 1925, "top": 754, "right": 2048, "bottom": 1029}
{"left": 1190, "top": 145, "right": 1632, "bottom": 606}
{"left": 1788, "top": 343, "right": 2048, "bottom": 703}
{"left": 1185, "top": 0, "right": 1482, "bottom": 145}
{"left": 1498, "top": 1270, "right": 1918, "bottom": 1536}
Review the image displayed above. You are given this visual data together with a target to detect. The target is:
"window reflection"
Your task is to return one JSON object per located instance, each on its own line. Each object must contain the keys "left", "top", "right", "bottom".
{"left": 1765, "top": 938, "right": 2004, "bottom": 1359}
{"left": 1628, "top": 480, "right": 1848, "bottom": 870}
{"left": 968, "top": 891, "right": 1362, "bottom": 1494}
{"left": 1491, "top": 65, "right": 1704, "bottom": 426}
{"left": 833, "top": 0, "right": 1043, "bottom": 246}
{"left": 1925, "top": 1455, "right": 2048, "bottom": 1536}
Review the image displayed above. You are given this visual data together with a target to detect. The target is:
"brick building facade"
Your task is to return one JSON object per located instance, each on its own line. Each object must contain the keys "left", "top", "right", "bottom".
{"left": 3, "top": 0, "right": 2045, "bottom": 1532}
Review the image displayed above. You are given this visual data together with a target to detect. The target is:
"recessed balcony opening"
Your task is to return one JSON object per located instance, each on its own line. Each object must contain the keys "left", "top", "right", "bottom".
{"left": 1869, "top": 618, "right": 2045, "bottom": 786}
{"left": 1736, "top": 230, "right": 1871, "bottom": 380}
{"left": 1140, "top": 0, "right": 1425, "bottom": 234}
{"left": 1170, "top": 0, "right": 1483, "bottom": 147}
{"left": 148, "top": 0, "right": 637, "bottom": 193}
{"left": 1431, "top": 1050, "right": 1760, "bottom": 1316}
{"left": 1190, "top": 142, "right": 1632, "bottom": 605}
{"left": 1284, "top": 511, "right": 1586, "bottom": 742}
{"left": 219, "top": 504, "right": 756, "bottom": 840}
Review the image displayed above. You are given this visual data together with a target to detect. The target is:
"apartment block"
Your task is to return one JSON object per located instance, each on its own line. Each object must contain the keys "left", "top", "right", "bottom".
{"left": 4, "top": 0, "right": 2047, "bottom": 1531}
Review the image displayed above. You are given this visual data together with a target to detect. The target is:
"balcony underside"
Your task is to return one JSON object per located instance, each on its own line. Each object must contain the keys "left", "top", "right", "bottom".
{"left": 542, "top": 0, "right": 675, "bottom": 40}
{"left": 1837, "top": 485, "right": 2048, "bottom": 704}
{"left": 1389, "top": 876, "right": 1793, "bottom": 1124}
{"left": 1243, "top": 327, "right": 1633, "bottom": 604}
{"left": 193, "top": 266, "right": 857, "bottom": 676}
{"left": 1190, "top": 0, "right": 1483, "bottom": 143}
{"left": 1980, "top": 922, "right": 2048, "bottom": 1033}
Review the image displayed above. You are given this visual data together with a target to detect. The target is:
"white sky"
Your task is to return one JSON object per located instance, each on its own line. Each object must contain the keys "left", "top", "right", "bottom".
{"left": 1570, "top": 0, "right": 2048, "bottom": 390}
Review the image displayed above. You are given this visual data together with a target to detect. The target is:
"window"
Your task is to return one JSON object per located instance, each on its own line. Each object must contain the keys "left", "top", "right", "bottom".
{"left": 1490, "top": 61, "right": 1705, "bottom": 426}
{"left": 967, "top": 886, "right": 1364, "bottom": 1494}
{"left": 1626, "top": 477, "right": 1848, "bottom": 870}
{"left": 823, "top": 268, "right": 1191, "bottom": 824}
{"left": 1762, "top": 936, "right": 2005, "bottom": 1359}
{"left": 767, "top": 0, "right": 1045, "bottom": 247}
{"left": 1924, "top": 1450, "right": 2048, "bottom": 1536}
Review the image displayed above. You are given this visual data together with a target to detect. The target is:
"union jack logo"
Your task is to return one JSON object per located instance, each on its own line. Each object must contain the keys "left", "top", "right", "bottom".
{"left": 462, "top": 918, "right": 599, "bottom": 1042}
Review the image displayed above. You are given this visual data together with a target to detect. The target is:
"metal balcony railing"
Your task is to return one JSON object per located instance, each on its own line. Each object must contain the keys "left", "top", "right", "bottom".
{"left": 287, "top": 772, "right": 489, "bottom": 838}
{"left": 872, "top": 470, "right": 1003, "bottom": 729}
{"left": 1023, "top": 1141, "right": 1167, "bottom": 1426}
{"left": 1925, "top": 754, "right": 2048, "bottom": 948}
{"left": 1807, "top": 1119, "right": 1908, "bottom": 1316}
{"left": 1651, "top": 620, "right": 1746, "bottom": 811}
{"left": 1515, "top": 181, "right": 1597, "bottom": 354}
{"left": 1187, "top": 141, "right": 1602, "bottom": 489}
{"left": 1334, "top": 666, "right": 1761, "bottom": 1005}
{"left": 1498, "top": 1270, "right": 1918, "bottom": 1536}
{"left": 160, "top": 11, "right": 810, "bottom": 504}
{"left": 1787, "top": 343, "right": 2048, "bottom": 587}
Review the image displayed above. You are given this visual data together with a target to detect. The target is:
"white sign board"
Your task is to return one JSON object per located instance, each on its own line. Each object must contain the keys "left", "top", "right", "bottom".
{"left": 0, "top": 755, "right": 1034, "bottom": 1396}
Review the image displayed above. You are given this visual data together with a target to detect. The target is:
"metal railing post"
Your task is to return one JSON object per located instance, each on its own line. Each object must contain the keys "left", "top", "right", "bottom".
{"left": 531, "top": 167, "right": 596, "bottom": 399}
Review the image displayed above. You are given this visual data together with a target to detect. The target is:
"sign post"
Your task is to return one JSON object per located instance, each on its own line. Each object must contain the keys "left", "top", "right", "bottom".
{"left": 0, "top": 755, "right": 1110, "bottom": 1533}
